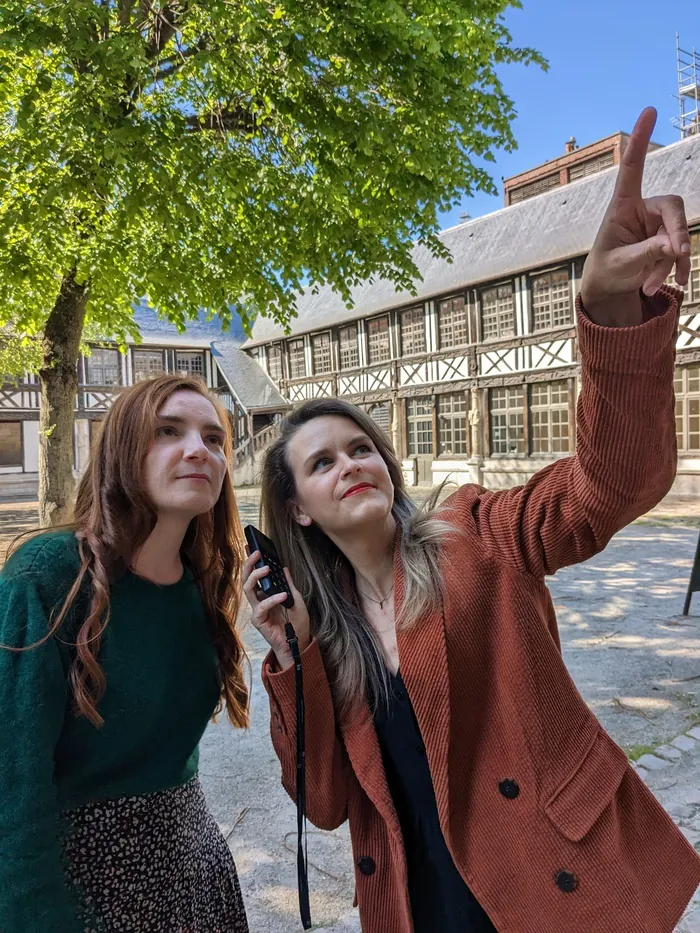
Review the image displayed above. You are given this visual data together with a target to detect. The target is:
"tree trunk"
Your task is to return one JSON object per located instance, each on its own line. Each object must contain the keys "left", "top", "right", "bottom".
{"left": 38, "top": 271, "right": 89, "bottom": 527}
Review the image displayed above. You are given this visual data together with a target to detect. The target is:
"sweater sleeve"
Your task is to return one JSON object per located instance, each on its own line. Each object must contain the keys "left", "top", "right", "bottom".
{"left": 0, "top": 571, "right": 80, "bottom": 933}
{"left": 448, "top": 286, "right": 681, "bottom": 578}
{"left": 262, "top": 639, "right": 349, "bottom": 831}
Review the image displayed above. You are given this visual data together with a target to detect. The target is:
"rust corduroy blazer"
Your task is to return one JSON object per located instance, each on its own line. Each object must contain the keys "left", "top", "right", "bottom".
{"left": 263, "top": 288, "right": 700, "bottom": 933}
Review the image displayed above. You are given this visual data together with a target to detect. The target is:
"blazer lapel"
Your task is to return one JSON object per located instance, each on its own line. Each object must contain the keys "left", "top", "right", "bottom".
{"left": 339, "top": 698, "right": 403, "bottom": 844}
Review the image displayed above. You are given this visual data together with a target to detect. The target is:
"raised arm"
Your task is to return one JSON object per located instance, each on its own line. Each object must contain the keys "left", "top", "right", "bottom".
{"left": 449, "top": 107, "right": 687, "bottom": 578}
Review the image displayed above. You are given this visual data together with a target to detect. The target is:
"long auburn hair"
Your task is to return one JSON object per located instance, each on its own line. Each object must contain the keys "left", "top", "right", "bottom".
{"left": 260, "top": 398, "right": 454, "bottom": 715}
{"left": 5, "top": 374, "right": 249, "bottom": 729}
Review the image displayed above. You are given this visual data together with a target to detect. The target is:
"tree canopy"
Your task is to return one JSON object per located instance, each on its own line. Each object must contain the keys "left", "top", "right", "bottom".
{"left": 0, "top": 0, "right": 543, "bottom": 347}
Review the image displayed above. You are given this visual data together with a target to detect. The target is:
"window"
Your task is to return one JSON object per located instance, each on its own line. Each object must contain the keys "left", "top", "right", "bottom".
{"left": 406, "top": 397, "right": 434, "bottom": 455}
{"left": 489, "top": 387, "right": 525, "bottom": 455}
{"left": 675, "top": 365, "right": 700, "bottom": 453}
{"left": 691, "top": 232, "right": 700, "bottom": 304}
{"left": 132, "top": 349, "right": 164, "bottom": 382}
{"left": 368, "top": 316, "right": 390, "bottom": 365}
{"left": 367, "top": 402, "right": 391, "bottom": 438}
{"left": 481, "top": 284, "right": 515, "bottom": 341}
{"left": 667, "top": 231, "right": 700, "bottom": 305}
{"left": 531, "top": 269, "right": 572, "bottom": 330}
{"left": 0, "top": 421, "right": 22, "bottom": 467}
{"left": 438, "top": 296, "right": 468, "bottom": 349}
{"left": 400, "top": 307, "right": 426, "bottom": 356}
{"left": 339, "top": 324, "right": 359, "bottom": 370}
{"left": 530, "top": 381, "right": 570, "bottom": 454}
{"left": 509, "top": 172, "right": 561, "bottom": 205}
{"left": 288, "top": 339, "right": 306, "bottom": 379}
{"left": 175, "top": 352, "right": 205, "bottom": 378}
{"left": 267, "top": 344, "right": 283, "bottom": 381}
{"left": 85, "top": 348, "right": 120, "bottom": 386}
{"left": 437, "top": 393, "right": 468, "bottom": 456}
{"left": 568, "top": 150, "right": 615, "bottom": 181}
{"left": 312, "top": 333, "right": 332, "bottom": 375}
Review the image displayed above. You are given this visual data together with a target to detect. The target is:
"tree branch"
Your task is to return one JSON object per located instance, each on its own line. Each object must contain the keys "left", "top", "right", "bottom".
{"left": 146, "top": 1, "right": 186, "bottom": 59}
{"left": 153, "top": 40, "right": 205, "bottom": 81}
{"left": 184, "top": 108, "right": 258, "bottom": 134}
{"left": 118, "top": 0, "right": 136, "bottom": 28}
{"left": 100, "top": 0, "right": 110, "bottom": 41}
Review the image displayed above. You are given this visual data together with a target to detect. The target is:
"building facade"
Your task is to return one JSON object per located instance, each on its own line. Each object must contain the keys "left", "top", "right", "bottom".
{"left": 0, "top": 308, "right": 286, "bottom": 499}
{"left": 243, "top": 133, "right": 700, "bottom": 495}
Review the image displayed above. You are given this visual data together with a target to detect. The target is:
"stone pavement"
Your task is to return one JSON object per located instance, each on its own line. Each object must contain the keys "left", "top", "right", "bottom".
{"left": 647, "top": 735, "right": 700, "bottom": 932}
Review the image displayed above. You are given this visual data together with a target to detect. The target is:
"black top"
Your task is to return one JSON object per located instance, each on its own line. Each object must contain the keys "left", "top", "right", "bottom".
{"left": 372, "top": 670, "right": 498, "bottom": 933}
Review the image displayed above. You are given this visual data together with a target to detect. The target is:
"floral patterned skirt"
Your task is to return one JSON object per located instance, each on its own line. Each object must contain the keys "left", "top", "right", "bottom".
{"left": 62, "top": 776, "right": 249, "bottom": 933}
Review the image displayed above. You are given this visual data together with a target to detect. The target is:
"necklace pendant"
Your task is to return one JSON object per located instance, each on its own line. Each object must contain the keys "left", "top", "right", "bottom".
{"left": 379, "top": 599, "right": 384, "bottom": 610}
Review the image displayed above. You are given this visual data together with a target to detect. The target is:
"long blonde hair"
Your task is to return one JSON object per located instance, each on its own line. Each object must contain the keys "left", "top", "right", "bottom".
{"left": 260, "top": 398, "right": 454, "bottom": 714}
{"left": 5, "top": 374, "right": 249, "bottom": 729}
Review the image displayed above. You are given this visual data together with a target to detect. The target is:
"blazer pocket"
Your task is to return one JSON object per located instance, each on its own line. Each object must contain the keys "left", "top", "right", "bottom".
{"left": 544, "top": 730, "right": 630, "bottom": 843}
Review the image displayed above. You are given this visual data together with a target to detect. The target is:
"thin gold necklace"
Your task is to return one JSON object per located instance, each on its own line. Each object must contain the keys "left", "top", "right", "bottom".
{"left": 358, "top": 583, "right": 395, "bottom": 610}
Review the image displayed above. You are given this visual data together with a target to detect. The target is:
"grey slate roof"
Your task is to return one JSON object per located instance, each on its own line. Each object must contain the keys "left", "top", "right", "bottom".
{"left": 132, "top": 305, "right": 286, "bottom": 412}
{"left": 212, "top": 342, "right": 288, "bottom": 411}
{"left": 245, "top": 133, "right": 700, "bottom": 347}
{"left": 132, "top": 305, "right": 247, "bottom": 345}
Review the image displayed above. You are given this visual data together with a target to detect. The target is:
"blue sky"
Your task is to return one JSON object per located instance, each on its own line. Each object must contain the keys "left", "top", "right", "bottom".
{"left": 438, "top": 0, "right": 700, "bottom": 229}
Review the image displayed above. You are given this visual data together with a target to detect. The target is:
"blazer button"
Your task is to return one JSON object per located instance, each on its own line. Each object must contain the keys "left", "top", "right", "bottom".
{"left": 357, "top": 856, "right": 376, "bottom": 876}
{"left": 555, "top": 870, "right": 578, "bottom": 893}
{"left": 498, "top": 779, "right": 520, "bottom": 800}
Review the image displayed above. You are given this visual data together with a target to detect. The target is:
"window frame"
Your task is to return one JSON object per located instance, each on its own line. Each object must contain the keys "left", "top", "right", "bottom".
{"left": 84, "top": 347, "right": 121, "bottom": 386}
{"left": 0, "top": 420, "right": 23, "bottom": 469}
{"left": 339, "top": 323, "right": 360, "bottom": 371}
{"left": 287, "top": 338, "right": 306, "bottom": 380}
{"left": 489, "top": 385, "right": 526, "bottom": 456}
{"left": 175, "top": 351, "right": 206, "bottom": 379}
{"left": 366, "top": 401, "right": 391, "bottom": 438}
{"left": 267, "top": 343, "right": 284, "bottom": 381}
{"left": 436, "top": 392, "right": 469, "bottom": 458}
{"left": 367, "top": 315, "right": 391, "bottom": 365}
{"left": 530, "top": 268, "right": 573, "bottom": 332}
{"left": 132, "top": 348, "right": 165, "bottom": 383}
{"left": 480, "top": 282, "right": 516, "bottom": 342}
{"left": 311, "top": 332, "right": 332, "bottom": 376}
{"left": 406, "top": 396, "right": 434, "bottom": 457}
{"left": 529, "top": 380, "right": 571, "bottom": 455}
{"left": 437, "top": 295, "right": 469, "bottom": 350}
{"left": 675, "top": 364, "right": 700, "bottom": 454}
{"left": 400, "top": 306, "right": 427, "bottom": 357}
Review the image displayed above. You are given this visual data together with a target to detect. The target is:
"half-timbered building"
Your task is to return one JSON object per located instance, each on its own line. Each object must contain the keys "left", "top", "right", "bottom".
{"left": 242, "top": 132, "right": 700, "bottom": 494}
{"left": 0, "top": 306, "right": 287, "bottom": 498}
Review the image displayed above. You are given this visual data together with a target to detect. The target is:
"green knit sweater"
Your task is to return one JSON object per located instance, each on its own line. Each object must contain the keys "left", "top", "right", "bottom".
{"left": 0, "top": 530, "right": 222, "bottom": 933}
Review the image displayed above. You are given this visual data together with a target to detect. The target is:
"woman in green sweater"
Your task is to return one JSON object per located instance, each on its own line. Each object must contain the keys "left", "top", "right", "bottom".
{"left": 0, "top": 374, "right": 250, "bottom": 932}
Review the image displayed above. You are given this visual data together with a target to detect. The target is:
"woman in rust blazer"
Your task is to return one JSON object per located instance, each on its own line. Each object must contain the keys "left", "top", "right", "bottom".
{"left": 243, "top": 106, "right": 700, "bottom": 933}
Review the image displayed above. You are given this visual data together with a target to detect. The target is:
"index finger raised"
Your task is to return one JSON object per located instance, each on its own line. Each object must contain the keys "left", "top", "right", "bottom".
{"left": 613, "top": 106, "right": 657, "bottom": 200}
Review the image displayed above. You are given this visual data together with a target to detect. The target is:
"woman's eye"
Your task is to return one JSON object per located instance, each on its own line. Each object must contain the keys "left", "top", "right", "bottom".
{"left": 355, "top": 444, "right": 371, "bottom": 454}
{"left": 207, "top": 435, "right": 224, "bottom": 446}
{"left": 157, "top": 426, "right": 177, "bottom": 437}
{"left": 313, "top": 457, "right": 332, "bottom": 471}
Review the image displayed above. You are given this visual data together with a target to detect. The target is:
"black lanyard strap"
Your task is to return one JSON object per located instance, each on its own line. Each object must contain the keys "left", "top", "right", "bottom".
{"left": 284, "top": 617, "right": 311, "bottom": 930}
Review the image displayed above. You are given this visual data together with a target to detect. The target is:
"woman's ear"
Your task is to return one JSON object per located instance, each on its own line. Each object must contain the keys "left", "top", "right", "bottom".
{"left": 291, "top": 502, "right": 313, "bottom": 527}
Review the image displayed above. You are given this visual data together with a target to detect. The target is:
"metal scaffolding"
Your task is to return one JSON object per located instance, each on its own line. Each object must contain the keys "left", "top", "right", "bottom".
{"left": 675, "top": 33, "right": 700, "bottom": 138}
